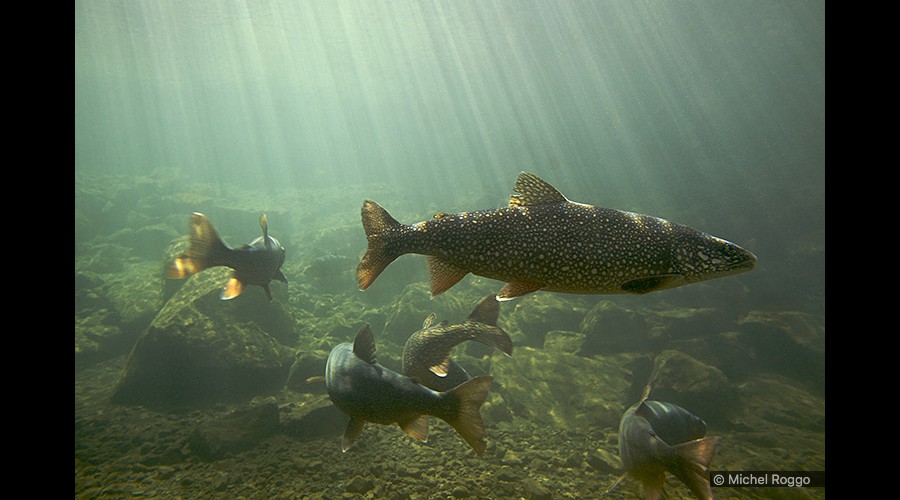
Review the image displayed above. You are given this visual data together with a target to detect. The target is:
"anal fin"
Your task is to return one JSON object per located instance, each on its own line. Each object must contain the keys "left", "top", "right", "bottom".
{"left": 342, "top": 417, "right": 366, "bottom": 452}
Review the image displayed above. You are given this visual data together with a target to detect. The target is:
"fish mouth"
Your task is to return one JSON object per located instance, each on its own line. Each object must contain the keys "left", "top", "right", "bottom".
{"left": 728, "top": 251, "right": 757, "bottom": 272}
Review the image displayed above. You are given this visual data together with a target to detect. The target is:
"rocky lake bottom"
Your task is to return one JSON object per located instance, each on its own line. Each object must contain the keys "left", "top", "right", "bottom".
{"left": 75, "top": 173, "right": 825, "bottom": 499}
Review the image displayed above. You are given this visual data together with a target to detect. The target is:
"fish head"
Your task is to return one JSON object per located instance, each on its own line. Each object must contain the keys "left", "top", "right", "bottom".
{"left": 675, "top": 231, "right": 756, "bottom": 284}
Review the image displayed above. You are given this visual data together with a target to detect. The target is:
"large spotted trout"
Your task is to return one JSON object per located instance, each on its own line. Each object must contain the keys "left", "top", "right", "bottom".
{"left": 357, "top": 172, "right": 756, "bottom": 300}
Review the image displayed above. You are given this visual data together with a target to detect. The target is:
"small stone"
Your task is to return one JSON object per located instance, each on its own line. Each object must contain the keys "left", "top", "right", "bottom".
{"left": 524, "top": 478, "right": 552, "bottom": 500}
{"left": 346, "top": 475, "right": 374, "bottom": 493}
{"left": 451, "top": 484, "right": 471, "bottom": 498}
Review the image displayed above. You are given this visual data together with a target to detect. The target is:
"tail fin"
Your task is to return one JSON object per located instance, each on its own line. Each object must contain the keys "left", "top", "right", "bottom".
{"left": 467, "top": 295, "right": 513, "bottom": 356}
{"left": 357, "top": 200, "right": 406, "bottom": 290}
{"left": 442, "top": 375, "right": 493, "bottom": 456}
{"left": 668, "top": 435, "right": 721, "bottom": 500}
{"left": 167, "top": 213, "right": 231, "bottom": 279}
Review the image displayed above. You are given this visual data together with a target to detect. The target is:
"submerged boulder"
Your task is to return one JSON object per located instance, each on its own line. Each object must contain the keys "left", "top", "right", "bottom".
{"left": 111, "top": 268, "right": 294, "bottom": 408}
{"left": 646, "top": 349, "right": 734, "bottom": 426}
{"left": 186, "top": 398, "right": 281, "bottom": 460}
{"left": 490, "top": 346, "right": 634, "bottom": 431}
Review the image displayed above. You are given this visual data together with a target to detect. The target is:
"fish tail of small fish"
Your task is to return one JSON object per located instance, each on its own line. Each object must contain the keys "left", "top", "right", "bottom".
{"left": 167, "top": 213, "right": 231, "bottom": 279}
{"left": 441, "top": 375, "right": 493, "bottom": 456}
{"left": 357, "top": 200, "right": 407, "bottom": 290}
{"left": 668, "top": 435, "right": 721, "bottom": 500}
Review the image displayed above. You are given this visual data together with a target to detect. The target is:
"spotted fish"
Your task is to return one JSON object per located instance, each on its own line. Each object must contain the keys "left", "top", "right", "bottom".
{"left": 617, "top": 386, "right": 720, "bottom": 499}
{"left": 325, "top": 324, "right": 493, "bottom": 455}
{"left": 403, "top": 295, "right": 512, "bottom": 392}
{"left": 357, "top": 172, "right": 756, "bottom": 300}
{"left": 168, "top": 212, "right": 287, "bottom": 300}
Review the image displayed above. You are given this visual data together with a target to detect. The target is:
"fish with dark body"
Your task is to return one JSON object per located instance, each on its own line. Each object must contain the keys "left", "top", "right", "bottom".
{"left": 357, "top": 172, "right": 756, "bottom": 300}
{"left": 167, "top": 212, "right": 287, "bottom": 300}
{"left": 325, "top": 324, "right": 493, "bottom": 455}
{"left": 403, "top": 295, "right": 512, "bottom": 392}
{"left": 618, "top": 387, "right": 720, "bottom": 499}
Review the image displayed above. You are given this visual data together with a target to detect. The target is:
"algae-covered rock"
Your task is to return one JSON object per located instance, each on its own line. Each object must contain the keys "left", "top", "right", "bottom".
{"left": 108, "top": 224, "right": 180, "bottom": 261}
{"left": 105, "top": 261, "right": 166, "bottom": 332}
{"left": 279, "top": 393, "right": 345, "bottom": 440}
{"left": 736, "top": 310, "right": 825, "bottom": 392}
{"left": 735, "top": 375, "right": 826, "bottom": 433}
{"left": 490, "top": 347, "right": 633, "bottom": 431}
{"left": 300, "top": 253, "right": 356, "bottom": 294}
{"left": 75, "top": 309, "right": 127, "bottom": 369}
{"left": 111, "top": 269, "right": 294, "bottom": 407}
{"left": 186, "top": 398, "right": 281, "bottom": 460}
{"left": 508, "top": 294, "right": 589, "bottom": 348}
{"left": 543, "top": 330, "right": 585, "bottom": 354}
{"left": 283, "top": 349, "right": 330, "bottom": 392}
{"left": 580, "top": 301, "right": 662, "bottom": 355}
{"left": 646, "top": 349, "right": 735, "bottom": 426}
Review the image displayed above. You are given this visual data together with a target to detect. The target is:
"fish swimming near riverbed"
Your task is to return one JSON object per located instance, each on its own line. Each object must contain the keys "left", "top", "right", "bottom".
{"left": 357, "top": 172, "right": 756, "bottom": 300}
{"left": 617, "top": 386, "right": 720, "bottom": 499}
{"left": 325, "top": 324, "right": 493, "bottom": 455}
{"left": 167, "top": 213, "right": 287, "bottom": 300}
{"left": 403, "top": 295, "right": 512, "bottom": 392}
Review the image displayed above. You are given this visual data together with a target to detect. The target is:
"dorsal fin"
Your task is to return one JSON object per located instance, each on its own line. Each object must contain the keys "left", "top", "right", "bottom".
{"left": 353, "top": 324, "right": 377, "bottom": 364}
{"left": 509, "top": 172, "right": 568, "bottom": 207}
{"left": 259, "top": 213, "right": 269, "bottom": 246}
{"left": 422, "top": 312, "right": 437, "bottom": 329}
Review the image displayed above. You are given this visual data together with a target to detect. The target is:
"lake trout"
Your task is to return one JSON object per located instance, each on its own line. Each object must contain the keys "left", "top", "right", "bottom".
{"left": 325, "top": 324, "right": 493, "bottom": 455}
{"left": 168, "top": 212, "right": 287, "bottom": 300}
{"left": 403, "top": 295, "right": 512, "bottom": 392}
{"left": 357, "top": 172, "right": 756, "bottom": 300}
{"left": 617, "top": 386, "right": 720, "bottom": 499}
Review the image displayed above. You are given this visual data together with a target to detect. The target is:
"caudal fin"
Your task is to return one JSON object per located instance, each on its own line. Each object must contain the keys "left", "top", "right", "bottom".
{"left": 167, "top": 213, "right": 231, "bottom": 279}
{"left": 357, "top": 200, "right": 406, "bottom": 290}
{"left": 668, "top": 435, "right": 721, "bottom": 500}
{"left": 442, "top": 375, "right": 493, "bottom": 456}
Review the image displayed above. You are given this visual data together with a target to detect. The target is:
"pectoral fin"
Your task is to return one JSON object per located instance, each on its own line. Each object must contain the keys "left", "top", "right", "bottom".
{"left": 621, "top": 275, "right": 681, "bottom": 294}
{"left": 430, "top": 357, "right": 452, "bottom": 377}
{"left": 399, "top": 415, "right": 429, "bottom": 442}
{"left": 497, "top": 281, "right": 543, "bottom": 301}
{"left": 342, "top": 417, "right": 366, "bottom": 452}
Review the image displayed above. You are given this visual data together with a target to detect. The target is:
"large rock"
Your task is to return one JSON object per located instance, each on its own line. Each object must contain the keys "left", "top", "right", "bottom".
{"left": 735, "top": 310, "right": 825, "bottom": 393}
{"left": 580, "top": 301, "right": 662, "bottom": 355}
{"left": 186, "top": 399, "right": 281, "bottom": 460}
{"left": 490, "top": 347, "right": 634, "bottom": 431}
{"left": 507, "top": 294, "right": 589, "bottom": 348}
{"left": 111, "top": 268, "right": 294, "bottom": 408}
{"left": 645, "top": 349, "right": 735, "bottom": 426}
{"left": 75, "top": 262, "right": 166, "bottom": 369}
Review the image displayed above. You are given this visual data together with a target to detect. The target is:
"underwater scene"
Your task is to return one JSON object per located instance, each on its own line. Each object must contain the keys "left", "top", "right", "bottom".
{"left": 75, "top": 1, "right": 824, "bottom": 499}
